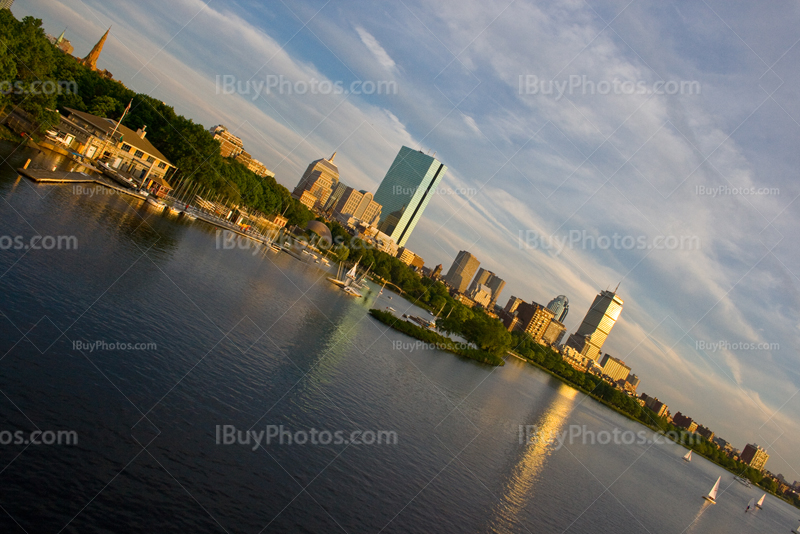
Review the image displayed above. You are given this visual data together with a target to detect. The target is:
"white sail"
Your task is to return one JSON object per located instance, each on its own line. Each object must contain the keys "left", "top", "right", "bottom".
{"left": 756, "top": 494, "right": 765, "bottom": 508}
{"left": 684, "top": 450, "right": 692, "bottom": 461}
{"left": 707, "top": 476, "right": 721, "bottom": 501}
{"left": 346, "top": 261, "right": 359, "bottom": 279}
{"left": 746, "top": 498, "right": 755, "bottom": 511}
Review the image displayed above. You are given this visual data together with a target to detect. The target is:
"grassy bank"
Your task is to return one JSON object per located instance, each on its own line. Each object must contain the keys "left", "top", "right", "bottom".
{"left": 368, "top": 309, "right": 504, "bottom": 366}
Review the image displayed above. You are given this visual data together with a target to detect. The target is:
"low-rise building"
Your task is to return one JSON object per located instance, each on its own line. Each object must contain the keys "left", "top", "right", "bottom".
{"left": 209, "top": 125, "right": 244, "bottom": 158}
{"left": 600, "top": 354, "right": 631, "bottom": 383}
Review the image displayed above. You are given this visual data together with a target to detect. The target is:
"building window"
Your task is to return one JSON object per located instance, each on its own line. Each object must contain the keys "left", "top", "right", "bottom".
{"left": 134, "top": 150, "right": 144, "bottom": 158}
{"left": 146, "top": 156, "right": 154, "bottom": 163}
{"left": 157, "top": 162, "right": 166, "bottom": 169}
{"left": 121, "top": 143, "right": 132, "bottom": 152}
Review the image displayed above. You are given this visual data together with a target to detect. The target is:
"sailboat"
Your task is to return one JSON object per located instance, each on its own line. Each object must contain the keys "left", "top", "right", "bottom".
{"left": 326, "top": 262, "right": 349, "bottom": 287}
{"left": 702, "top": 476, "right": 721, "bottom": 504}
{"left": 745, "top": 497, "right": 755, "bottom": 512}
{"left": 683, "top": 450, "right": 692, "bottom": 462}
{"left": 755, "top": 493, "right": 765, "bottom": 509}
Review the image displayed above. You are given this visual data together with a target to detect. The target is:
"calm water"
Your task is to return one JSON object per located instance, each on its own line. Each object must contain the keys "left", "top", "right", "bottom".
{"left": 1, "top": 142, "right": 797, "bottom": 533}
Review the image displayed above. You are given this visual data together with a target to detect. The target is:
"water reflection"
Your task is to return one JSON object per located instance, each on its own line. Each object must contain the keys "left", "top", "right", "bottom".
{"left": 488, "top": 381, "right": 578, "bottom": 533}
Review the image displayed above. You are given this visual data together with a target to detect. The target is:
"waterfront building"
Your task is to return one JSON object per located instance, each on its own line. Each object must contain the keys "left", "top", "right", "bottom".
{"left": 443, "top": 250, "right": 480, "bottom": 293}
{"left": 625, "top": 374, "right": 640, "bottom": 393}
{"left": 546, "top": 295, "right": 570, "bottom": 323}
{"left": 740, "top": 443, "right": 769, "bottom": 471}
{"left": 640, "top": 393, "right": 669, "bottom": 418}
{"left": 565, "top": 288, "right": 623, "bottom": 361}
{"left": 696, "top": 425, "right": 714, "bottom": 441}
{"left": 373, "top": 146, "right": 447, "bottom": 246}
{"left": 54, "top": 108, "right": 175, "bottom": 194}
{"left": 430, "top": 264, "right": 443, "bottom": 280}
{"left": 246, "top": 158, "right": 274, "bottom": 178}
{"left": 504, "top": 296, "right": 524, "bottom": 314}
{"left": 292, "top": 153, "right": 339, "bottom": 211}
{"left": 599, "top": 354, "right": 631, "bottom": 383}
{"left": 467, "top": 268, "right": 506, "bottom": 307}
{"left": 672, "top": 412, "right": 695, "bottom": 431}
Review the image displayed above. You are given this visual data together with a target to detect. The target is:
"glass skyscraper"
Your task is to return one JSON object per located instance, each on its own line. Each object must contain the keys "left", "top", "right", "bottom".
{"left": 546, "top": 295, "right": 570, "bottom": 323}
{"left": 374, "top": 146, "right": 447, "bottom": 247}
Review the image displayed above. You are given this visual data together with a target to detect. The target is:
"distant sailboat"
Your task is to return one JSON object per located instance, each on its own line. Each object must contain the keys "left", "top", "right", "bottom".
{"left": 683, "top": 450, "right": 692, "bottom": 462}
{"left": 755, "top": 493, "right": 765, "bottom": 509}
{"left": 745, "top": 497, "right": 755, "bottom": 512}
{"left": 702, "top": 476, "right": 721, "bottom": 504}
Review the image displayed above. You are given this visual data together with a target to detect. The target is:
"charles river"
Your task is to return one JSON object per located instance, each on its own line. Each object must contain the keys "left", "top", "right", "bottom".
{"left": 0, "top": 143, "right": 796, "bottom": 533}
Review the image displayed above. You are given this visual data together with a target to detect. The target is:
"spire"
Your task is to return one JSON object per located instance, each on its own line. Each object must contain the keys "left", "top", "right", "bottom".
{"left": 82, "top": 27, "right": 110, "bottom": 70}
{"left": 614, "top": 281, "right": 621, "bottom": 293}
{"left": 56, "top": 28, "right": 66, "bottom": 44}
{"left": 329, "top": 151, "right": 336, "bottom": 162}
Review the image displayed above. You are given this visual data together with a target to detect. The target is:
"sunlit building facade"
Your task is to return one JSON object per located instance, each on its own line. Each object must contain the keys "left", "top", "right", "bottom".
{"left": 566, "top": 289, "right": 623, "bottom": 361}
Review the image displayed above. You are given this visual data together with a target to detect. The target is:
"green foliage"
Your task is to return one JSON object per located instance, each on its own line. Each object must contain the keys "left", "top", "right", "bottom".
{"left": 369, "top": 309, "right": 504, "bottom": 366}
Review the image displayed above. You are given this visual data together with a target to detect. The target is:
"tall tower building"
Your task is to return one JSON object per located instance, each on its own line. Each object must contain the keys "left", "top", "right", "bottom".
{"left": 546, "top": 295, "right": 570, "bottom": 323}
{"left": 443, "top": 251, "right": 480, "bottom": 293}
{"left": 292, "top": 152, "right": 340, "bottom": 210}
{"left": 740, "top": 444, "right": 769, "bottom": 471}
{"left": 80, "top": 27, "right": 110, "bottom": 71}
{"left": 374, "top": 146, "right": 447, "bottom": 247}
{"left": 565, "top": 288, "right": 623, "bottom": 361}
{"left": 467, "top": 268, "right": 506, "bottom": 307}
{"left": 0, "top": 0, "right": 14, "bottom": 10}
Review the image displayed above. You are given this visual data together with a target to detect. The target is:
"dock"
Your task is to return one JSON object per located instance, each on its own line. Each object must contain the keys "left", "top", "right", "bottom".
{"left": 18, "top": 168, "right": 147, "bottom": 200}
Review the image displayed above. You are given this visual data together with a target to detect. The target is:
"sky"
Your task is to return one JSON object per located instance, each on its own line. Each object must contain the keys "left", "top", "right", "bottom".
{"left": 16, "top": 0, "right": 800, "bottom": 477}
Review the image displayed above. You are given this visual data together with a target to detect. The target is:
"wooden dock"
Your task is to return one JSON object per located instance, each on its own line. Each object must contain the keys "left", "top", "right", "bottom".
{"left": 18, "top": 168, "right": 147, "bottom": 200}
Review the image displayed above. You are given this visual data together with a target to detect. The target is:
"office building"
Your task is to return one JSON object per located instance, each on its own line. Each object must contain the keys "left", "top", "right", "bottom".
{"left": 546, "top": 295, "right": 570, "bottom": 323}
{"left": 600, "top": 354, "right": 631, "bottom": 383}
{"left": 374, "top": 146, "right": 447, "bottom": 246}
{"left": 430, "top": 264, "right": 443, "bottom": 280}
{"left": 468, "top": 268, "right": 506, "bottom": 307}
{"left": 471, "top": 285, "right": 493, "bottom": 308}
{"left": 328, "top": 185, "right": 382, "bottom": 225}
{"left": 396, "top": 247, "right": 424, "bottom": 269}
{"left": 626, "top": 374, "right": 640, "bottom": 393}
{"left": 512, "top": 302, "right": 555, "bottom": 343}
{"left": 566, "top": 288, "right": 623, "bottom": 361}
{"left": 740, "top": 444, "right": 769, "bottom": 471}
{"left": 541, "top": 319, "right": 566, "bottom": 346}
{"left": 695, "top": 425, "right": 714, "bottom": 441}
{"left": 443, "top": 251, "right": 480, "bottom": 293}
{"left": 292, "top": 152, "right": 340, "bottom": 211}
{"left": 504, "top": 296, "right": 524, "bottom": 314}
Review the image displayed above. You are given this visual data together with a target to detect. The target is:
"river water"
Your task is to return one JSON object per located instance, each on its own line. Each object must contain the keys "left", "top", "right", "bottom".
{"left": 0, "top": 143, "right": 797, "bottom": 533}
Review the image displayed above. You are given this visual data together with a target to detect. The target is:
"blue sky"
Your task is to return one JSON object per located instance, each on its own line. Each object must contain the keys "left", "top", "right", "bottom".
{"left": 18, "top": 0, "right": 800, "bottom": 476}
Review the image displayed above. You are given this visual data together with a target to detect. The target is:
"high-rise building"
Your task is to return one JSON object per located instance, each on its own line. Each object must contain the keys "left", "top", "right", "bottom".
{"left": 511, "top": 302, "right": 556, "bottom": 342}
{"left": 740, "top": 444, "right": 769, "bottom": 471}
{"left": 566, "top": 288, "right": 623, "bottom": 361}
{"left": 467, "top": 268, "right": 506, "bottom": 307}
{"left": 504, "top": 296, "right": 524, "bottom": 314}
{"left": 430, "top": 264, "right": 443, "bottom": 280}
{"left": 292, "top": 153, "right": 340, "bottom": 211}
{"left": 328, "top": 185, "right": 382, "bottom": 225}
{"left": 209, "top": 125, "right": 245, "bottom": 158}
{"left": 443, "top": 251, "right": 480, "bottom": 293}
{"left": 374, "top": 146, "right": 447, "bottom": 246}
{"left": 546, "top": 295, "right": 570, "bottom": 323}
{"left": 542, "top": 319, "right": 566, "bottom": 346}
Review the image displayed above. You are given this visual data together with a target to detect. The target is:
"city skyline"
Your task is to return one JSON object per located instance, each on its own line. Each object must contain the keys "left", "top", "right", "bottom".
{"left": 20, "top": 0, "right": 800, "bottom": 475}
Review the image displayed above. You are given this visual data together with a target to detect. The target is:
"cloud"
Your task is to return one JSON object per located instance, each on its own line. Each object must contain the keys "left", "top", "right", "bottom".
{"left": 354, "top": 26, "right": 397, "bottom": 71}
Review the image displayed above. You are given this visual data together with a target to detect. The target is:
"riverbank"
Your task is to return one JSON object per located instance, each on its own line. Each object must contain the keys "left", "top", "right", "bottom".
{"left": 368, "top": 309, "right": 504, "bottom": 366}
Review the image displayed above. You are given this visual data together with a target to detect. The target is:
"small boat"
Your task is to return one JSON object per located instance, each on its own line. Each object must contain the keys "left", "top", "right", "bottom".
{"left": 734, "top": 476, "right": 752, "bottom": 488}
{"left": 269, "top": 243, "right": 281, "bottom": 252}
{"left": 702, "top": 476, "right": 721, "bottom": 504}
{"left": 745, "top": 497, "right": 755, "bottom": 512}
{"left": 146, "top": 196, "right": 166, "bottom": 210}
{"left": 343, "top": 286, "right": 362, "bottom": 298}
{"left": 683, "top": 450, "right": 692, "bottom": 462}
{"left": 755, "top": 493, "right": 765, "bottom": 509}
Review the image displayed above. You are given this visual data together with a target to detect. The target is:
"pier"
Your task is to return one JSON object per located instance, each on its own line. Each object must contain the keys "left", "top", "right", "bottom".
{"left": 18, "top": 168, "right": 147, "bottom": 200}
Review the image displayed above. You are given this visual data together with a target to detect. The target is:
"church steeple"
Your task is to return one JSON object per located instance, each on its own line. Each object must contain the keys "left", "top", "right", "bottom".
{"left": 82, "top": 27, "right": 110, "bottom": 70}
{"left": 56, "top": 28, "right": 66, "bottom": 44}
{"left": 329, "top": 151, "right": 336, "bottom": 162}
